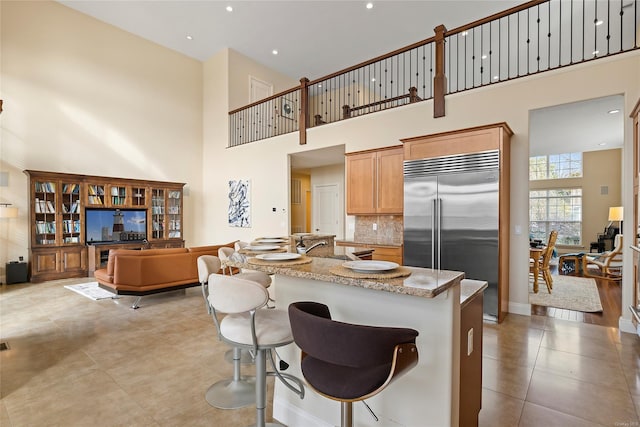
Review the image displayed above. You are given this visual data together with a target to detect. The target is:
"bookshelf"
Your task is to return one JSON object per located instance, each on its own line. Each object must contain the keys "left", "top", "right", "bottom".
{"left": 25, "top": 170, "right": 185, "bottom": 283}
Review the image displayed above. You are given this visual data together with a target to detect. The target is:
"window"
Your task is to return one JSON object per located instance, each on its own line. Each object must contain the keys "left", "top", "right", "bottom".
{"left": 529, "top": 189, "right": 582, "bottom": 245}
{"left": 529, "top": 152, "right": 583, "bottom": 180}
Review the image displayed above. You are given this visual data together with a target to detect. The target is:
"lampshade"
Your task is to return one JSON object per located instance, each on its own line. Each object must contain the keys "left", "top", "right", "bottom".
{"left": 608, "top": 206, "right": 623, "bottom": 222}
{"left": 0, "top": 204, "right": 18, "bottom": 218}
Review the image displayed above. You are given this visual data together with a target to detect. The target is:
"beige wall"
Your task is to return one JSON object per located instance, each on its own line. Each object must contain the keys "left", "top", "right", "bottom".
{"left": 0, "top": 1, "right": 202, "bottom": 276}
{"left": 529, "top": 149, "right": 622, "bottom": 253}
{"left": 227, "top": 49, "right": 298, "bottom": 111}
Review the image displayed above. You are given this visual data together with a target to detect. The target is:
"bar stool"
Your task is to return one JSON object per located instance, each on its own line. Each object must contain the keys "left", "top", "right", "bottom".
{"left": 288, "top": 301, "right": 419, "bottom": 427}
{"left": 198, "top": 255, "right": 256, "bottom": 409}
{"left": 219, "top": 246, "right": 275, "bottom": 308}
{"left": 208, "top": 274, "right": 304, "bottom": 427}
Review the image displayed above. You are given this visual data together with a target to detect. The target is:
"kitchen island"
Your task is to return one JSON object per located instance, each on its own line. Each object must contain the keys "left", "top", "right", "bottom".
{"left": 225, "top": 253, "right": 485, "bottom": 427}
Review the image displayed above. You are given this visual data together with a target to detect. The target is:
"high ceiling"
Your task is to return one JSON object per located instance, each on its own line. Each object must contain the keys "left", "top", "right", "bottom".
{"left": 57, "top": 0, "right": 625, "bottom": 169}
{"left": 58, "top": 0, "right": 522, "bottom": 81}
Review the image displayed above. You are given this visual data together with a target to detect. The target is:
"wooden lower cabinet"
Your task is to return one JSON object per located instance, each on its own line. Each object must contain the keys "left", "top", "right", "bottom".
{"left": 30, "top": 246, "right": 87, "bottom": 283}
{"left": 336, "top": 241, "right": 403, "bottom": 264}
{"left": 459, "top": 289, "right": 483, "bottom": 427}
{"left": 370, "top": 245, "right": 403, "bottom": 264}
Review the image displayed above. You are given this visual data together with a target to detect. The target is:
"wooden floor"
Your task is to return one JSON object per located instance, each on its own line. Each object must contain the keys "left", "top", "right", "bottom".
{"left": 530, "top": 265, "right": 622, "bottom": 327}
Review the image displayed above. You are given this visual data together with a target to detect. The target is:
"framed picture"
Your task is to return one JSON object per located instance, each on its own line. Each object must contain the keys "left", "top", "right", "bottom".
{"left": 228, "top": 179, "right": 251, "bottom": 228}
{"left": 280, "top": 96, "right": 296, "bottom": 120}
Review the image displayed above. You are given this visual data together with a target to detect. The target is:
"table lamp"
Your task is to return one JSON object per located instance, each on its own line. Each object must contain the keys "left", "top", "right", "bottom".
{"left": 608, "top": 206, "right": 623, "bottom": 230}
{"left": 0, "top": 203, "right": 18, "bottom": 218}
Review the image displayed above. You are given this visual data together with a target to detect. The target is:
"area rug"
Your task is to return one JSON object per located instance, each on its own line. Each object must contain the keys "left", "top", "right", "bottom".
{"left": 64, "top": 282, "right": 115, "bottom": 300}
{"left": 529, "top": 275, "right": 603, "bottom": 312}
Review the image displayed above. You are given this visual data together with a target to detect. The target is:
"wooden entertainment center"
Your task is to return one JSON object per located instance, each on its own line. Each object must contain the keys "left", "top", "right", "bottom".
{"left": 25, "top": 170, "right": 185, "bottom": 283}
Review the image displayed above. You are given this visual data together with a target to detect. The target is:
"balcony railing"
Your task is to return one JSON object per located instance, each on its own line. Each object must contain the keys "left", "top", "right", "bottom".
{"left": 229, "top": 0, "right": 639, "bottom": 147}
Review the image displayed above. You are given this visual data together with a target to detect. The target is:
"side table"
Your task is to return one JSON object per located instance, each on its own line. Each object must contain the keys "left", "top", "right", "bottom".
{"left": 6, "top": 262, "right": 28, "bottom": 284}
{"left": 559, "top": 253, "right": 586, "bottom": 276}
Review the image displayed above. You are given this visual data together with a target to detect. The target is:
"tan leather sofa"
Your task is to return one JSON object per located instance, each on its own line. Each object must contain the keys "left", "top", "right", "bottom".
{"left": 95, "top": 243, "right": 235, "bottom": 306}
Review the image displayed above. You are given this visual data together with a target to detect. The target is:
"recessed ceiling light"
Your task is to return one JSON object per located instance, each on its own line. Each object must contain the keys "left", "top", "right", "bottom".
{"left": 595, "top": 19, "right": 603, "bottom": 26}
{"left": 226, "top": 5, "right": 233, "bottom": 12}
{"left": 317, "top": 84, "right": 322, "bottom": 88}
{"left": 592, "top": 50, "right": 599, "bottom": 55}
{"left": 186, "top": 35, "right": 193, "bottom": 40}
{"left": 272, "top": 49, "right": 278, "bottom": 55}
{"left": 371, "top": 77, "right": 376, "bottom": 82}
{"left": 461, "top": 31, "right": 469, "bottom": 37}
{"left": 608, "top": 109, "right": 620, "bottom": 114}
{"left": 493, "top": 75, "right": 499, "bottom": 80}
{"left": 366, "top": 2, "right": 373, "bottom": 9}
{"left": 598, "top": 142, "right": 607, "bottom": 146}
{"left": 481, "top": 54, "right": 487, "bottom": 60}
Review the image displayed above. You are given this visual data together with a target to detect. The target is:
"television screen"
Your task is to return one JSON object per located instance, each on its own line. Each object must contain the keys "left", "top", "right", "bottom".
{"left": 85, "top": 208, "right": 147, "bottom": 243}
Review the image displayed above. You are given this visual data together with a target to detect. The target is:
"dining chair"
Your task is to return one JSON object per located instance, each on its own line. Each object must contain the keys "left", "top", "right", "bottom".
{"left": 529, "top": 230, "right": 557, "bottom": 293}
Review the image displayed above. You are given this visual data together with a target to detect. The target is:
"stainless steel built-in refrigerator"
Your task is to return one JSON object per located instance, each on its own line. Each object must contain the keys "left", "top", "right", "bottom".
{"left": 404, "top": 150, "right": 500, "bottom": 319}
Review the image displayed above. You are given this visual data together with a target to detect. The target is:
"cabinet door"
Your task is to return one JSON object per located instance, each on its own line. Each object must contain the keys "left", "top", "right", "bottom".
{"left": 167, "top": 190, "right": 182, "bottom": 239}
{"left": 32, "top": 180, "right": 58, "bottom": 246}
{"left": 61, "top": 247, "right": 87, "bottom": 273}
{"left": 370, "top": 245, "right": 403, "bottom": 264}
{"left": 346, "top": 152, "right": 376, "bottom": 214}
{"left": 150, "top": 189, "right": 166, "bottom": 239}
{"left": 86, "top": 184, "right": 106, "bottom": 206}
{"left": 32, "top": 249, "right": 60, "bottom": 275}
{"left": 376, "top": 147, "right": 404, "bottom": 214}
{"left": 60, "top": 180, "right": 82, "bottom": 244}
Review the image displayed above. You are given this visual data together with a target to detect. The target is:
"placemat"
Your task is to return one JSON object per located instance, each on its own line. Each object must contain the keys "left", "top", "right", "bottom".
{"left": 239, "top": 247, "right": 287, "bottom": 256}
{"left": 329, "top": 265, "right": 412, "bottom": 279}
{"left": 247, "top": 255, "right": 313, "bottom": 266}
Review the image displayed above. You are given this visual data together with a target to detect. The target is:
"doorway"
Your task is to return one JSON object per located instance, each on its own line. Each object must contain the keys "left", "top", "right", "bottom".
{"left": 289, "top": 145, "right": 345, "bottom": 239}
{"left": 529, "top": 94, "right": 624, "bottom": 326}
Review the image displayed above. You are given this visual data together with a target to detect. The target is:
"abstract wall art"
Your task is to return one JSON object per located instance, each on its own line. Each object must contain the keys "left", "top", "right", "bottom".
{"left": 228, "top": 179, "right": 251, "bottom": 227}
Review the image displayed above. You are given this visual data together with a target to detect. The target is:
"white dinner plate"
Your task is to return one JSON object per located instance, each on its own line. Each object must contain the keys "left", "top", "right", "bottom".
{"left": 255, "top": 238, "right": 288, "bottom": 244}
{"left": 255, "top": 253, "right": 301, "bottom": 261}
{"left": 342, "top": 260, "right": 399, "bottom": 273}
{"left": 244, "top": 245, "right": 281, "bottom": 251}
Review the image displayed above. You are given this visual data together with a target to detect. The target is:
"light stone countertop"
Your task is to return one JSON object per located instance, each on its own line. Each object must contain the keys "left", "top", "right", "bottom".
{"left": 225, "top": 251, "right": 463, "bottom": 299}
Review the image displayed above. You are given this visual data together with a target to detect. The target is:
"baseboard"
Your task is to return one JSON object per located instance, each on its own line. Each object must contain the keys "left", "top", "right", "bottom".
{"left": 619, "top": 317, "right": 638, "bottom": 335}
{"left": 273, "top": 397, "right": 332, "bottom": 427}
{"left": 508, "top": 301, "right": 531, "bottom": 316}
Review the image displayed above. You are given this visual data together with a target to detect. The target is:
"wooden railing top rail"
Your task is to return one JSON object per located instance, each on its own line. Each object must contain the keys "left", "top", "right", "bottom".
{"left": 229, "top": 86, "right": 299, "bottom": 115}
{"left": 445, "top": 0, "right": 547, "bottom": 36}
{"left": 308, "top": 35, "right": 437, "bottom": 86}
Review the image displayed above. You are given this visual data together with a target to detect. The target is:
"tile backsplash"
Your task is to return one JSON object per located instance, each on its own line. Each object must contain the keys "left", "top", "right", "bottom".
{"left": 354, "top": 215, "right": 403, "bottom": 245}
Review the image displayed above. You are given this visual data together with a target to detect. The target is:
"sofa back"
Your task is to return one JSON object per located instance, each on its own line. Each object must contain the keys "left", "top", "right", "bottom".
{"left": 113, "top": 252, "right": 196, "bottom": 287}
{"left": 106, "top": 247, "right": 188, "bottom": 277}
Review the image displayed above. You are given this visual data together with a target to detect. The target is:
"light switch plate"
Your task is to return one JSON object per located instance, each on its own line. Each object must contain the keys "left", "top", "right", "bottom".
{"left": 467, "top": 328, "right": 474, "bottom": 356}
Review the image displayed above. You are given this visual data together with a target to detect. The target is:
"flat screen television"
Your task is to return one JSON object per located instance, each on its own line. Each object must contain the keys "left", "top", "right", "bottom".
{"left": 85, "top": 208, "right": 147, "bottom": 244}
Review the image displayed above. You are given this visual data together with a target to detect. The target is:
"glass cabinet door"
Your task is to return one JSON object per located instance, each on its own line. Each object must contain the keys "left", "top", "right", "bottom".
{"left": 61, "top": 181, "right": 82, "bottom": 244}
{"left": 33, "top": 181, "right": 57, "bottom": 246}
{"left": 167, "top": 190, "right": 182, "bottom": 238}
{"left": 151, "top": 189, "right": 165, "bottom": 239}
{"left": 110, "top": 185, "right": 127, "bottom": 206}
{"left": 131, "top": 187, "right": 147, "bottom": 207}
{"left": 87, "top": 184, "right": 105, "bottom": 206}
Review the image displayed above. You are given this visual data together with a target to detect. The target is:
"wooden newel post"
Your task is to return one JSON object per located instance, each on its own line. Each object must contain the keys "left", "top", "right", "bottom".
{"left": 299, "top": 77, "right": 309, "bottom": 145}
{"left": 433, "top": 24, "right": 447, "bottom": 118}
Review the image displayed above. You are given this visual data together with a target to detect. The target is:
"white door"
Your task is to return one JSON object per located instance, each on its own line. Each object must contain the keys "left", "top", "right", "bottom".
{"left": 249, "top": 76, "right": 273, "bottom": 103}
{"left": 313, "top": 184, "right": 341, "bottom": 237}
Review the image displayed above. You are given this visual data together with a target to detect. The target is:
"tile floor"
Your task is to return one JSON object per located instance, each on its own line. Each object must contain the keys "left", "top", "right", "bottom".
{"left": 1, "top": 278, "right": 639, "bottom": 426}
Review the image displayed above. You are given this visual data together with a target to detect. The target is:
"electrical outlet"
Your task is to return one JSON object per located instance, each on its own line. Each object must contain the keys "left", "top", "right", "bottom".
{"left": 372, "top": 223, "right": 377, "bottom": 231}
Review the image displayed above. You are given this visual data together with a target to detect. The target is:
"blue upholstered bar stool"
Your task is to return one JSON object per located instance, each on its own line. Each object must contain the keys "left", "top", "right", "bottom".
{"left": 208, "top": 274, "right": 304, "bottom": 427}
{"left": 288, "top": 301, "right": 419, "bottom": 427}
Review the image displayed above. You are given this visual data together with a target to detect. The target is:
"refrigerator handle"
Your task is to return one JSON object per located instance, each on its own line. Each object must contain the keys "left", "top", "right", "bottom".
{"left": 431, "top": 198, "right": 436, "bottom": 269}
{"left": 437, "top": 198, "right": 442, "bottom": 271}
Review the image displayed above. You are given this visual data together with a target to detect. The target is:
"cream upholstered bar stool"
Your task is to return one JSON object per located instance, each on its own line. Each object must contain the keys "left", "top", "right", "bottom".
{"left": 219, "top": 246, "right": 275, "bottom": 307}
{"left": 198, "top": 255, "right": 256, "bottom": 409}
{"left": 288, "top": 301, "right": 419, "bottom": 427}
{"left": 208, "top": 274, "right": 304, "bottom": 427}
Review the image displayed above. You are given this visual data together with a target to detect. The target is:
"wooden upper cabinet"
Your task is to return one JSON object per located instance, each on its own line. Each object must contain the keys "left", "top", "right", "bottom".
{"left": 346, "top": 146, "right": 403, "bottom": 215}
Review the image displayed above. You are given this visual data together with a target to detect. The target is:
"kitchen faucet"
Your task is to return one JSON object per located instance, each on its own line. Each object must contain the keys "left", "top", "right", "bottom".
{"left": 297, "top": 240, "right": 327, "bottom": 254}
